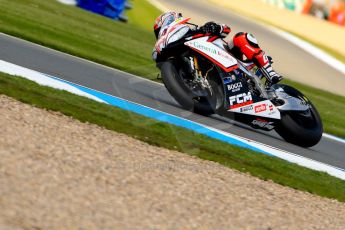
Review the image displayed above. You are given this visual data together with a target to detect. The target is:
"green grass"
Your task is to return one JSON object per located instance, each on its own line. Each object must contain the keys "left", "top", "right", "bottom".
{"left": 1, "top": 0, "right": 345, "bottom": 137}
{"left": 0, "top": 0, "right": 159, "bottom": 79}
{"left": 1, "top": 72, "right": 345, "bottom": 202}
{"left": 127, "top": 0, "right": 161, "bottom": 31}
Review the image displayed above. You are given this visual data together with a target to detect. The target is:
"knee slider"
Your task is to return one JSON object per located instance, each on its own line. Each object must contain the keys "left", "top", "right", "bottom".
{"left": 246, "top": 33, "right": 259, "bottom": 48}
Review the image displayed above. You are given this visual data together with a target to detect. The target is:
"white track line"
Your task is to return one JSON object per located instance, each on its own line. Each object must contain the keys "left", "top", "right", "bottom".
{"left": 1, "top": 60, "right": 345, "bottom": 180}
{"left": 271, "top": 28, "right": 345, "bottom": 75}
{"left": 0, "top": 60, "right": 106, "bottom": 103}
{"left": 57, "top": 0, "right": 76, "bottom": 5}
{"left": 323, "top": 133, "right": 345, "bottom": 144}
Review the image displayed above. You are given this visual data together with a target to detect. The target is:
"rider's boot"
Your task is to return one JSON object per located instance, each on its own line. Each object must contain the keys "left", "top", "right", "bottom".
{"left": 253, "top": 51, "right": 283, "bottom": 84}
{"left": 260, "top": 61, "right": 283, "bottom": 84}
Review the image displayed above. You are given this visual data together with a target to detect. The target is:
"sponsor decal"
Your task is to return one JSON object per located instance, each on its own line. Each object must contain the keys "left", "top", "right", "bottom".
{"left": 223, "top": 77, "right": 232, "bottom": 84}
{"left": 189, "top": 41, "right": 217, "bottom": 55}
{"left": 267, "top": 104, "right": 277, "bottom": 116}
{"left": 187, "top": 41, "right": 234, "bottom": 61}
{"left": 240, "top": 105, "right": 253, "bottom": 112}
{"left": 174, "top": 18, "right": 183, "bottom": 23}
{"left": 217, "top": 50, "right": 231, "bottom": 59}
{"left": 252, "top": 119, "right": 275, "bottom": 130}
{"left": 254, "top": 104, "right": 267, "bottom": 113}
{"left": 228, "top": 99, "right": 280, "bottom": 119}
{"left": 268, "top": 111, "right": 277, "bottom": 116}
{"left": 229, "top": 92, "right": 253, "bottom": 109}
{"left": 227, "top": 82, "right": 242, "bottom": 92}
{"left": 185, "top": 38, "right": 238, "bottom": 69}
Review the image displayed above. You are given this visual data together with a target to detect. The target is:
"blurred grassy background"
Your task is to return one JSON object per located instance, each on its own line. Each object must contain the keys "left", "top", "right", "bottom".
{"left": 127, "top": 0, "right": 161, "bottom": 30}
{"left": 0, "top": 0, "right": 160, "bottom": 78}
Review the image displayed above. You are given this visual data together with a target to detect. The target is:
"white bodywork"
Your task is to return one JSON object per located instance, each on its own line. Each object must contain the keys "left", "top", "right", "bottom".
{"left": 184, "top": 37, "right": 237, "bottom": 69}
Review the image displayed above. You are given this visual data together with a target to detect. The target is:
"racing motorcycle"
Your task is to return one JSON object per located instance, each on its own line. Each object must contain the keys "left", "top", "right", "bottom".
{"left": 154, "top": 17, "right": 323, "bottom": 147}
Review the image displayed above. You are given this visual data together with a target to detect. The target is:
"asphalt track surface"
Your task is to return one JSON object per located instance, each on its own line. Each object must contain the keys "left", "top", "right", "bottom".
{"left": 155, "top": 0, "right": 345, "bottom": 97}
{"left": 1, "top": 34, "right": 345, "bottom": 171}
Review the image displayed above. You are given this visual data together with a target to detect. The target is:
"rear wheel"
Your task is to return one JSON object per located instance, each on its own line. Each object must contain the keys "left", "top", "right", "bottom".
{"left": 161, "top": 59, "right": 223, "bottom": 115}
{"left": 274, "top": 85, "right": 323, "bottom": 147}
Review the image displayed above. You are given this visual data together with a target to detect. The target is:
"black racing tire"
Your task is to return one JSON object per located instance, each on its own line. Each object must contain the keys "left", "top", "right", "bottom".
{"left": 161, "top": 59, "right": 223, "bottom": 115}
{"left": 274, "top": 85, "right": 323, "bottom": 147}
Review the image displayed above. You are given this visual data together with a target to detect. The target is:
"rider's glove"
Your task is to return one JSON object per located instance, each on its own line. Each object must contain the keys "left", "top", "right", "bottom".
{"left": 201, "top": 22, "right": 230, "bottom": 38}
{"left": 201, "top": 22, "right": 222, "bottom": 35}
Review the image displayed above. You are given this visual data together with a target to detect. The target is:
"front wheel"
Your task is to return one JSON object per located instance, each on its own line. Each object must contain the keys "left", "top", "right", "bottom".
{"left": 274, "top": 85, "right": 323, "bottom": 147}
{"left": 161, "top": 59, "right": 223, "bottom": 115}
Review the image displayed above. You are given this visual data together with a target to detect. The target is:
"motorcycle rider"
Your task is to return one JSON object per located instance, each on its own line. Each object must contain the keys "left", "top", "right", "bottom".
{"left": 153, "top": 12, "right": 283, "bottom": 84}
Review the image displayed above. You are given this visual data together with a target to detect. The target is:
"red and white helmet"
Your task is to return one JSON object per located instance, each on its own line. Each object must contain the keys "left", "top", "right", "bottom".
{"left": 154, "top": 12, "right": 182, "bottom": 39}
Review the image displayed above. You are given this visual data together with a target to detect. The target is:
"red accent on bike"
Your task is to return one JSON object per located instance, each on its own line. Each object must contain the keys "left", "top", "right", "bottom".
{"left": 256, "top": 118, "right": 268, "bottom": 122}
{"left": 192, "top": 34, "right": 206, "bottom": 39}
{"left": 230, "top": 101, "right": 253, "bottom": 109}
{"left": 166, "top": 18, "right": 191, "bottom": 35}
{"left": 176, "top": 17, "right": 191, "bottom": 26}
{"left": 207, "top": 36, "right": 219, "bottom": 42}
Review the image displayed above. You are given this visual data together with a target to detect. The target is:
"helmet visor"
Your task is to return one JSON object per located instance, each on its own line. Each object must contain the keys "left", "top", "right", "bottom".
{"left": 161, "top": 14, "right": 176, "bottom": 29}
{"left": 158, "top": 15, "right": 176, "bottom": 38}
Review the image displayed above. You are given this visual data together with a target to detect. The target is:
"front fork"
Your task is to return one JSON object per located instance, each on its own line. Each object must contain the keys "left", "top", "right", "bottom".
{"left": 189, "top": 56, "right": 212, "bottom": 90}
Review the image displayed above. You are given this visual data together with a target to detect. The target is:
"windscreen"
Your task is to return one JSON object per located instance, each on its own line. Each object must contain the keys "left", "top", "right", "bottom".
{"left": 158, "top": 15, "right": 176, "bottom": 38}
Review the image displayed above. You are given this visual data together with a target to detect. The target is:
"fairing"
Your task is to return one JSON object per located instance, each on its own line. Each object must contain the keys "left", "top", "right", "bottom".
{"left": 184, "top": 37, "right": 238, "bottom": 72}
